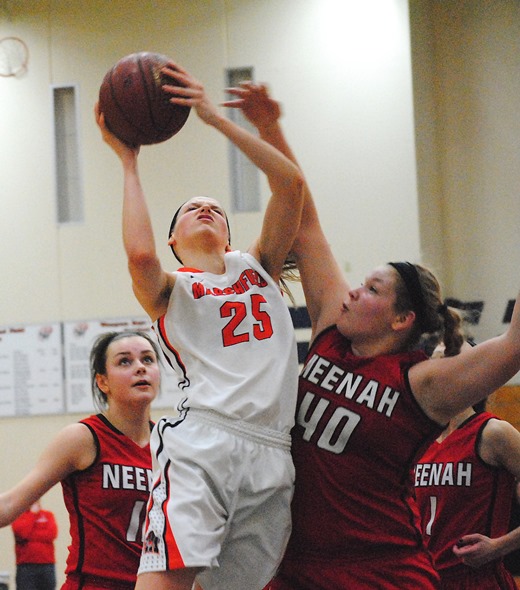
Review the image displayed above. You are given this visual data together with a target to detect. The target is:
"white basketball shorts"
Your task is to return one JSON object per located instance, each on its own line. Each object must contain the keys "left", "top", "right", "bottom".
{"left": 138, "top": 408, "right": 295, "bottom": 590}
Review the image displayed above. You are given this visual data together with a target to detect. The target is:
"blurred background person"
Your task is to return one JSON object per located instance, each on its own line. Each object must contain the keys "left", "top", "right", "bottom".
{"left": 11, "top": 500, "right": 57, "bottom": 590}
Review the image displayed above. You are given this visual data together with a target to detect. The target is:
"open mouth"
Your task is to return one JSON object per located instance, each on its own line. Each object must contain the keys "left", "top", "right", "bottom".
{"left": 134, "top": 380, "right": 151, "bottom": 387}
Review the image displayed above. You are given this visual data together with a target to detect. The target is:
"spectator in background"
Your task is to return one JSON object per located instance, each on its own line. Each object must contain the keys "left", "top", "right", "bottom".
{"left": 12, "top": 500, "right": 58, "bottom": 590}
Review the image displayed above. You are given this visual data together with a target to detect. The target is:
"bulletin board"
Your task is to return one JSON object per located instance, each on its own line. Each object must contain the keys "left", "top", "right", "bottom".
{"left": 0, "top": 317, "right": 184, "bottom": 417}
{"left": 0, "top": 323, "right": 64, "bottom": 416}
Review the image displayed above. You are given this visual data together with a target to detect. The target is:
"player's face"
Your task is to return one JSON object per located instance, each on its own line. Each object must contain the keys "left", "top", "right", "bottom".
{"left": 96, "top": 336, "right": 160, "bottom": 406}
{"left": 336, "top": 265, "right": 400, "bottom": 344}
{"left": 168, "top": 197, "right": 229, "bottom": 250}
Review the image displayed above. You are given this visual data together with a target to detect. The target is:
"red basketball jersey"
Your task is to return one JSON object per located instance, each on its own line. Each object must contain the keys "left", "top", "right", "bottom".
{"left": 277, "top": 326, "right": 442, "bottom": 588}
{"left": 61, "top": 414, "right": 153, "bottom": 587}
{"left": 415, "top": 412, "right": 516, "bottom": 576}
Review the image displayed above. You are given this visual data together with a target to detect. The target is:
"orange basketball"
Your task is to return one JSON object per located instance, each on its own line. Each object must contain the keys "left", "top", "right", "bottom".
{"left": 98, "top": 52, "right": 190, "bottom": 147}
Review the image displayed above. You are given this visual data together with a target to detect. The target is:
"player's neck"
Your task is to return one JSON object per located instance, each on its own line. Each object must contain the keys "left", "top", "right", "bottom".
{"left": 350, "top": 332, "right": 406, "bottom": 358}
{"left": 438, "top": 407, "right": 475, "bottom": 442}
{"left": 104, "top": 408, "right": 151, "bottom": 447}
{"left": 181, "top": 250, "right": 227, "bottom": 275}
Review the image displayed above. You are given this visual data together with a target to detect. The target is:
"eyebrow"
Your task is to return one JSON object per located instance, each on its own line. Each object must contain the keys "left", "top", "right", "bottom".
{"left": 365, "top": 276, "right": 385, "bottom": 284}
{"left": 113, "top": 348, "right": 155, "bottom": 357}
{"left": 186, "top": 201, "right": 221, "bottom": 209}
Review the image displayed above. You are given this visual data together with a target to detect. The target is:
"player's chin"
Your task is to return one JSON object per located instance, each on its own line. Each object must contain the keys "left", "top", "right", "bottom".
{"left": 131, "top": 383, "right": 157, "bottom": 396}
{"left": 335, "top": 325, "right": 354, "bottom": 342}
{"left": 131, "top": 389, "right": 158, "bottom": 405}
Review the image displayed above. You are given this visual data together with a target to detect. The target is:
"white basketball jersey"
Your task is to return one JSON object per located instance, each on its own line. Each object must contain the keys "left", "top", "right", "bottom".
{"left": 153, "top": 250, "right": 298, "bottom": 433}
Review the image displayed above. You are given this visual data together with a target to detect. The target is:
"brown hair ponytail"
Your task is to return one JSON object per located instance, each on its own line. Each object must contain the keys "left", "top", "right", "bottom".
{"left": 390, "top": 262, "right": 464, "bottom": 355}
{"left": 438, "top": 303, "right": 464, "bottom": 357}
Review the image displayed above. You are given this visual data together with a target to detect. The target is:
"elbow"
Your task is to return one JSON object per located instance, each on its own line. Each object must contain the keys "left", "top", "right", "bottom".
{"left": 291, "top": 229, "right": 314, "bottom": 262}
{"left": 0, "top": 500, "right": 16, "bottom": 528}
{"left": 127, "top": 250, "right": 158, "bottom": 272}
{"left": 283, "top": 171, "right": 305, "bottom": 201}
{"left": 290, "top": 174, "right": 306, "bottom": 220}
{"left": 294, "top": 173, "right": 305, "bottom": 200}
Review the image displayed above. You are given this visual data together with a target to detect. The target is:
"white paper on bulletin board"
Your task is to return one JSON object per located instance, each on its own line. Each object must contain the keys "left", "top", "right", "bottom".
{"left": 63, "top": 318, "right": 184, "bottom": 414}
{"left": 0, "top": 323, "right": 64, "bottom": 417}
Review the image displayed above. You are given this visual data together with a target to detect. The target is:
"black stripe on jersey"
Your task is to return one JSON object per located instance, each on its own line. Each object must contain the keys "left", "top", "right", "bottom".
{"left": 155, "top": 317, "right": 190, "bottom": 390}
{"left": 69, "top": 472, "right": 87, "bottom": 574}
{"left": 82, "top": 420, "right": 101, "bottom": 469}
{"left": 163, "top": 458, "right": 172, "bottom": 567}
{"left": 155, "top": 412, "right": 188, "bottom": 458}
{"left": 72, "top": 420, "right": 101, "bottom": 575}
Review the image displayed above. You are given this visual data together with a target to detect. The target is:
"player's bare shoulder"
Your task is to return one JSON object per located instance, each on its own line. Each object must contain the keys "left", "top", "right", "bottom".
{"left": 133, "top": 270, "right": 176, "bottom": 322}
{"left": 479, "top": 417, "right": 520, "bottom": 468}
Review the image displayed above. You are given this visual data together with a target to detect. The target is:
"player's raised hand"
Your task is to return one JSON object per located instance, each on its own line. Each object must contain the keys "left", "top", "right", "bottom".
{"left": 95, "top": 102, "right": 140, "bottom": 163}
{"left": 223, "top": 82, "right": 281, "bottom": 130}
{"left": 162, "top": 62, "right": 220, "bottom": 126}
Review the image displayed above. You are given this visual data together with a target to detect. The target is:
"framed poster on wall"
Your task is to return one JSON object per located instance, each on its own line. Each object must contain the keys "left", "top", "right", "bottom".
{"left": 0, "top": 323, "right": 64, "bottom": 417}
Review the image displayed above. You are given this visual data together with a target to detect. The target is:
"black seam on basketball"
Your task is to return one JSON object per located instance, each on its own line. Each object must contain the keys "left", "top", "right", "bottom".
{"left": 138, "top": 55, "right": 161, "bottom": 136}
{"left": 139, "top": 56, "right": 189, "bottom": 138}
{"left": 106, "top": 66, "right": 149, "bottom": 145}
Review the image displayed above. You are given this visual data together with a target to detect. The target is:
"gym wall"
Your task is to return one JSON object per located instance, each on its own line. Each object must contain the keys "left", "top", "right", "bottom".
{"left": 0, "top": 0, "right": 519, "bottom": 585}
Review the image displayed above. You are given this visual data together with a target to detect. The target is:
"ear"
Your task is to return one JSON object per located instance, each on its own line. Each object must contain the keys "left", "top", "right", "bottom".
{"left": 96, "top": 373, "right": 109, "bottom": 395}
{"left": 392, "top": 310, "right": 416, "bottom": 333}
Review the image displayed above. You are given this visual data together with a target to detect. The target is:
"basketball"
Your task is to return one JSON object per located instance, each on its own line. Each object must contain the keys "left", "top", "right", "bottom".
{"left": 98, "top": 52, "right": 191, "bottom": 147}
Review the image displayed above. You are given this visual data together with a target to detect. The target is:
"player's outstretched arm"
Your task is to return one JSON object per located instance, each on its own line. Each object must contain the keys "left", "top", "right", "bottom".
{"left": 411, "top": 288, "right": 520, "bottom": 424}
{"left": 225, "top": 83, "right": 348, "bottom": 338}
{"left": 0, "top": 423, "right": 95, "bottom": 528}
{"left": 95, "top": 104, "right": 174, "bottom": 321}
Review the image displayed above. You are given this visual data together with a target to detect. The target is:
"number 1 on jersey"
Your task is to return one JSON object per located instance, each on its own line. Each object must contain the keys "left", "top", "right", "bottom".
{"left": 425, "top": 495, "right": 437, "bottom": 536}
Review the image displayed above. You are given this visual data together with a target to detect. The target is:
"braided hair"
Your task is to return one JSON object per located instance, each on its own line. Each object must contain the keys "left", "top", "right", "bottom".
{"left": 389, "top": 262, "right": 464, "bottom": 356}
